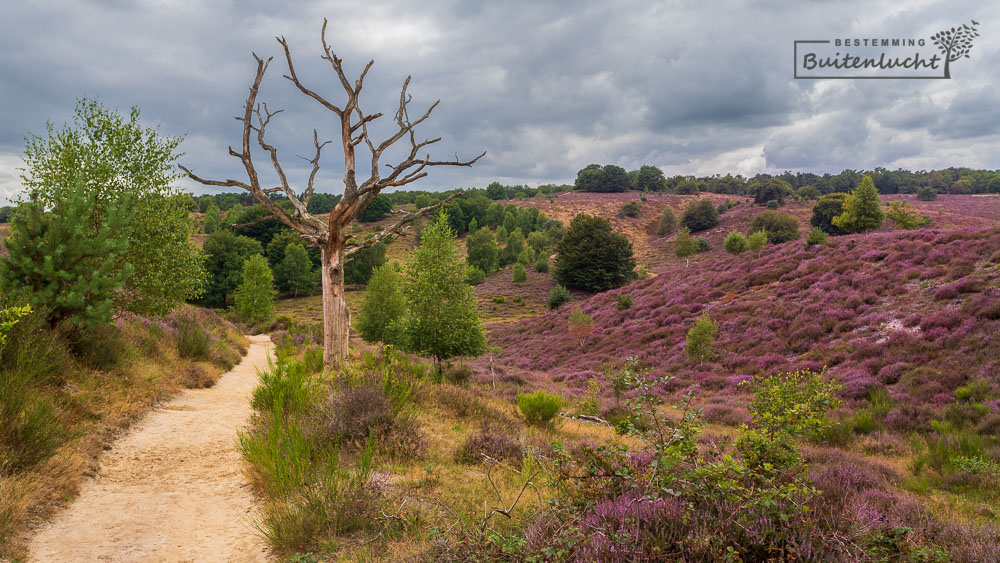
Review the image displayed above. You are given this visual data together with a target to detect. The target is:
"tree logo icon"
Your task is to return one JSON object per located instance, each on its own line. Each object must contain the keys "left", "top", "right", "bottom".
{"left": 931, "top": 20, "right": 980, "bottom": 78}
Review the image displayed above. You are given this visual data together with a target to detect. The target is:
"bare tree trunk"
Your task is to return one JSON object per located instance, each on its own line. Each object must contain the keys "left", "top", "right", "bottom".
{"left": 320, "top": 246, "right": 350, "bottom": 366}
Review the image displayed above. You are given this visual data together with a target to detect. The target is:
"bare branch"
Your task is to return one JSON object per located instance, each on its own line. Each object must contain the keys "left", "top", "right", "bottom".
{"left": 178, "top": 165, "right": 251, "bottom": 191}
{"left": 344, "top": 191, "right": 463, "bottom": 258}
{"left": 277, "top": 33, "right": 343, "bottom": 117}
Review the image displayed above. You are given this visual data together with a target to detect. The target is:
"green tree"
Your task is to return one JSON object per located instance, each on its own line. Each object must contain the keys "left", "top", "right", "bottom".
{"left": 574, "top": 164, "right": 630, "bottom": 193}
{"left": 680, "top": 199, "right": 720, "bottom": 232}
{"left": 674, "top": 227, "right": 697, "bottom": 264}
{"left": 502, "top": 211, "right": 517, "bottom": 233}
{"left": 202, "top": 230, "right": 264, "bottom": 308}
{"left": 535, "top": 254, "right": 549, "bottom": 273}
{"left": 657, "top": 206, "right": 677, "bottom": 235}
{"left": 832, "top": 175, "right": 885, "bottom": 233}
{"left": 554, "top": 213, "right": 636, "bottom": 292}
{"left": 916, "top": 186, "right": 938, "bottom": 201}
{"left": 526, "top": 231, "right": 550, "bottom": 255}
{"left": 685, "top": 313, "right": 718, "bottom": 363}
{"left": 357, "top": 193, "right": 393, "bottom": 222}
{"left": 1, "top": 181, "right": 130, "bottom": 330}
{"left": 747, "top": 230, "right": 768, "bottom": 256}
{"left": 547, "top": 285, "right": 572, "bottom": 309}
{"left": 203, "top": 204, "right": 221, "bottom": 234}
{"left": 343, "top": 241, "right": 387, "bottom": 285}
{"left": 502, "top": 227, "right": 526, "bottom": 265}
{"left": 405, "top": 214, "right": 486, "bottom": 372}
{"left": 885, "top": 201, "right": 929, "bottom": 230}
{"left": 517, "top": 246, "right": 536, "bottom": 266}
{"left": 21, "top": 97, "right": 205, "bottom": 316}
{"left": 357, "top": 263, "right": 408, "bottom": 348}
{"left": 512, "top": 263, "right": 528, "bottom": 283}
{"left": 224, "top": 203, "right": 244, "bottom": 226}
{"left": 275, "top": 243, "right": 317, "bottom": 297}
{"left": 233, "top": 254, "right": 274, "bottom": 325}
{"left": 724, "top": 230, "right": 748, "bottom": 254}
{"left": 810, "top": 193, "right": 848, "bottom": 235}
{"left": 750, "top": 211, "right": 801, "bottom": 244}
{"left": 465, "top": 227, "right": 499, "bottom": 273}
{"left": 635, "top": 165, "right": 668, "bottom": 192}
{"left": 753, "top": 178, "right": 790, "bottom": 206}
{"left": 804, "top": 227, "right": 828, "bottom": 247}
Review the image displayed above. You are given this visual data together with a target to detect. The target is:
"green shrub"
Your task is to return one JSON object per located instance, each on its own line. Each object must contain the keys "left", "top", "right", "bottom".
{"left": 512, "top": 263, "right": 528, "bottom": 283}
{"left": 0, "top": 371, "right": 64, "bottom": 474}
{"left": 618, "top": 200, "right": 641, "bottom": 218}
{"left": 766, "top": 199, "right": 779, "bottom": 209}
{"left": 554, "top": 213, "right": 636, "bottom": 292}
{"left": 955, "top": 387, "right": 972, "bottom": 402}
{"left": 518, "top": 390, "right": 563, "bottom": 426}
{"left": 493, "top": 296, "right": 505, "bottom": 304}
{"left": 656, "top": 207, "right": 677, "bottom": 235}
{"left": 547, "top": 285, "right": 572, "bottom": 309}
{"left": 250, "top": 358, "right": 316, "bottom": 416}
{"left": 177, "top": 321, "right": 212, "bottom": 360}
{"left": 534, "top": 254, "right": 549, "bottom": 273}
{"left": 917, "top": 186, "right": 938, "bottom": 201}
{"left": 804, "top": 227, "right": 828, "bottom": 247}
{"left": 444, "top": 363, "right": 472, "bottom": 385}
{"left": 70, "top": 324, "right": 135, "bottom": 370}
{"left": 750, "top": 210, "right": 800, "bottom": 244}
{"left": 695, "top": 237, "right": 710, "bottom": 252}
{"left": 616, "top": 294, "right": 633, "bottom": 310}
{"left": 684, "top": 313, "right": 718, "bottom": 363}
{"left": 465, "top": 265, "right": 485, "bottom": 285}
{"left": 724, "top": 230, "right": 748, "bottom": 254}
{"left": 747, "top": 230, "right": 768, "bottom": 255}
{"left": 679, "top": 199, "right": 719, "bottom": 232}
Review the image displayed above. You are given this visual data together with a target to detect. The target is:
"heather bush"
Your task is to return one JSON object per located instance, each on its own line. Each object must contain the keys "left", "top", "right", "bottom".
{"left": 456, "top": 426, "right": 523, "bottom": 465}
{"left": 547, "top": 285, "right": 571, "bottom": 309}
{"left": 724, "top": 230, "right": 748, "bottom": 254}
{"left": 679, "top": 198, "right": 719, "bottom": 232}
{"left": 517, "top": 390, "right": 562, "bottom": 426}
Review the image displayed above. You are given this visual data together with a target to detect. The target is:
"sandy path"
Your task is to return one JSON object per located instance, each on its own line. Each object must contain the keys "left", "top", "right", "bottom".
{"left": 29, "top": 335, "right": 274, "bottom": 562}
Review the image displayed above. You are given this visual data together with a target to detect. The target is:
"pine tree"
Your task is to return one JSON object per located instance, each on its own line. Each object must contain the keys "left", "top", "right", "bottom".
{"left": 554, "top": 213, "right": 636, "bottom": 291}
{"left": 1, "top": 181, "right": 130, "bottom": 330}
{"left": 512, "top": 263, "right": 528, "bottom": 283}
{"left": 357, "top": 263, "right": 408, "bottom": 347}
{"left": 233, "top": 254, "right": 274, "bottom": 325}
{"left": 657, "top": 206, "right": 677, "bottom": 235}
{"left": 724, "top": 230, "right": 748, "bottom": 254}
{"left": 832, "top": 175, "right": 885, "bottom": 233}
{"left": 203, "top": 204, "right": 220, "bottom": 234}
{"left": 276, "top": 243, "right": 317, "bottom": 297}
{"left": 405, "top": 213, "right": 486, "bottom": 372}
{"left": 465, "top": 227, "right": 499, "bottom": 273}
{"left": 747, "top": 230, "right": 768, "bottom": 257}
{"left": 502, "top": 227, "right": 526, "bottom": 265}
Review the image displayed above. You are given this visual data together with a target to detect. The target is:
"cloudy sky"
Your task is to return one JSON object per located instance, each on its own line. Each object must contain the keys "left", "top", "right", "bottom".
{"left": 1, "top": 0, "right": 997, "bottom": 204}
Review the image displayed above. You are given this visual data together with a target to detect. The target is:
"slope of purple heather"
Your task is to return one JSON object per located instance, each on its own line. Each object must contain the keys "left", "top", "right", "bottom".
{"left": 483, "top": 226, "right": 1000, "bottom": 425}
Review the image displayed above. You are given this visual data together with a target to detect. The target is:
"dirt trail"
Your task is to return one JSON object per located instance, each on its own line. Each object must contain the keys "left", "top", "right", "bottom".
{"left": 29, "top": 335, "right": 274, "bottom": 562}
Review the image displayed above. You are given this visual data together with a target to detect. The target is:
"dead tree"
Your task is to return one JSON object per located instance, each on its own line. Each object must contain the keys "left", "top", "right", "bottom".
{"left": 181, "top": 20, "right": 484, "bottom": 366}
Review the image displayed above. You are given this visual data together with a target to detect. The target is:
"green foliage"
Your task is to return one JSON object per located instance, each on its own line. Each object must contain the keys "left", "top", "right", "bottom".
{"left": 917, "top": 186, "right": 938, "bottom": 201}
{"left": 684, "top": 313, "right": 718, "bottom": 363}
{"left": 534, "top": 254, "right": 549, "bottom": 273}
{"left": 344, "top": 241, "right": 386, "bottom": 286}
{"left": 202, "top": 230, "right": 264, "bottom": 308}
{"left": 357, "top": 193, "right": 393, "bottom": 222}
{"left": 502, "top": 228, "right": 525, "bottom": 265}
{"left": 465, "top": 227, "right": 499, "bottom": 273}
{"left": 810, "top": 193, "right": 849, "bottom": 235}
{"left": 885, "top": 200, "right": 930, "bottom": 230}
{"left": 516, "top": 246, "right": 536, "bottom": 266}
{"left": 679, "top": 199, "right": 719, "bottom": 232}
{"left": 233, "top": 254, "right": 275, "bottom": 325}
{"left": 634, "top": 165, "right": 668, "bottom": 192}
{"left": 21, "top": 97, "right": 206, "bottom": 316}
{"left": 753, "top": 178, "right": 791, "bottom": 206}
{"left": 656, "top": 206, "right": 677, "bottom": 235}
{"left": 0, "top": 306, "right": 31, "bottom": 351}
{"left": 275, "top": 243, "right": 318, "bottom": 297}
{"left": 203, "top": 204, "right": 220, "bottom": 234}
{"left": 618, "top": 200, "right": 641, "bottom": 217}
{"left": 747, "top": 230, "right": 768, "bottom": 255}
{"left": 405, "top": 214, "right": 486, "bottom": 369}
{"left": 567, "top": 308, "right": 594, "bottom": 345}
{"left": 750, "top": 210, "right": 801, "bottom": 244}
{"left": 673, "top": 227, "right": 697, "bottom": 260}
{"left": 797, "top": 185, "right": 821, "bottom": 200}
{"left": 805, "top": 227, "right": 829, "bottom": 247}
{"left": 554, "top": 213, "right": 636, "bottom": 292}
{"left": 547, "top": 285, "right": 572, "bottom": 309}
{"left": 724, "top": 230, "right": 748, "bottom": 254}
{"left": 955, "top": 386, "right": 972, "bottom": 402}
{"left": 574, "top": 164, "right": 630, "bottom": 193}
{"left": 1, "top": 182, "right": 130, "bottom": 330}
{"left": 526, "top": 231, "right": 550, "bottom": 255}
{"left": 695, "top": 236, "right": 710, "bottom": 252}
{"left": 357, "top": 263, "right": 408, "bottom": 348}
{"left": 615, "top": 294, "right": 632, "bottom": 310}
{"left": 465, "top": 265, "right": 485, "bottom": 285}
{"left": 766, "top": 199, "right": 780, "bottom": 209}
{"left": 0, "top": 206, "right": 13, "bottom": 223}
{"left": 577, "top": 377, "right": 602, "bottom": 416}
{"left": 512, "top": 263, "right": 527, "bottom": 283}
{"left": 833, "top": 175, "right": 885, "bottom": 233}
{"left": 517, "top": 390, "right": 563, "bottom": 426}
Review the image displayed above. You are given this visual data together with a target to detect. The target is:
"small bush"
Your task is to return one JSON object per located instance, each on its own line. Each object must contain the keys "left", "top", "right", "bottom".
{"left": 493, "top": 296, "right": 505, "bottom": 304}
{"left": 465, "top": 265, "right": 485, "bottom": 285}
{"left": 679, "top": 199, "right": 719, "bottom": 232}
{"left": 724, "top": 230, "right": 748, "bottom": 254}
{"left": 568, "top": 309, "right": 594, "bottom": 345}
{"left": 618, "top": 200, "right": 641, "bottom": 218}
{"left": 656, "top": 207, "right": 677, "bottom": 235}
{"left": 512, "top": 263, "right": 528, "bottom": 283}
{"left": 547, "top": 285, "right": 572, "bottom": 309}
{"left": 685, "top": 313, "right": 718, "bottom": 363}
{"left": 457, "top": 428, "right": 523, "bottom": 465}
{"left": 616, "top": 294, "right": 633, "bottom": 310}
{"left": 695, "top": 237, "right": 710, "bottom": 252}
{"left": 534, "top": 255, "right": 549, "bottom": 273}
{"left": 805, "top": 227, "right": 828, "bottom": 247}
{"left": 916, "top": 186, "right": 938, "bottom": 201}
{"left": 518, "top": 390, "right": 563, "bottom": 426}
{"left": 444, "top": 363, "right": 472, "bottom": 385}
{"left": 177, "top": 321, "right": 212, "bottom": 361}
{"left": 750, "top": 210, "right": 800, "bottom": 244}
{"left": 250, "top": 359, "right": 315, "bottom": 416}
{"left": 766, "top": 199, "right": 779, "bottom": 209}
